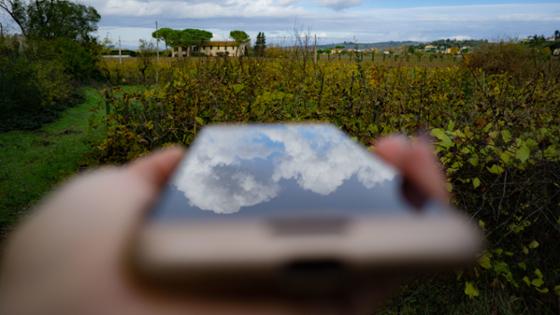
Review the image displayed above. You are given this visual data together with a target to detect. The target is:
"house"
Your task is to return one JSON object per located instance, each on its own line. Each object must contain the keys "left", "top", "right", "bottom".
{"left": 424, "top": 45, "right": 437, "bottom": 53}
{"left": 445, "top": 47, "right": 460, "bottom": 55}
{"left": 330, "top": 47, "right": 344, "bottom": 54}
{"left": 172, "top": 41, "right": 248, "bottom": 57}
{"left": 197, "top": 41, "right": 248, "bottom": 57}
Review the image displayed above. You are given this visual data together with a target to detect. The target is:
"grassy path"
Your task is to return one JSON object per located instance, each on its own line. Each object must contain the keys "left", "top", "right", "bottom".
{"left": 0, "top": 88, "right": 105, "bottom": 234}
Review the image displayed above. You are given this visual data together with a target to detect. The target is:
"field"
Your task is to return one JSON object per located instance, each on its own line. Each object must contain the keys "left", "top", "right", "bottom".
{"left": 2, "top": 45, "right": 560, "bottom": 313}
{"left": 96, "top": 47, "right": 559, "bottom": 313}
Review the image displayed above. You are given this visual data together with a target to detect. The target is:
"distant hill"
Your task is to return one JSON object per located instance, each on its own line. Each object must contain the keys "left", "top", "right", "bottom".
{"left": 317, "top": 41, "right": 422, "bottom": 50}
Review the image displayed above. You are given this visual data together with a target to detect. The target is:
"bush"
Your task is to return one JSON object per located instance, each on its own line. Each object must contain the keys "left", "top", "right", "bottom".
{"left": 97, "top": 49, "right": 560, "bottom": 312}
{"left": 464, "top": 43, "right": 550, "bottom": 80}
{"left": 0, "top": 36, "right": 83, "bottom": 131}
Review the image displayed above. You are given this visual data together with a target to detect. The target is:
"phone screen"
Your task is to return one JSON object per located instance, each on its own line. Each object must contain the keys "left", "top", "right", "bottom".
{"left": 150, "top": 124, "right": 442, "bottom": 221}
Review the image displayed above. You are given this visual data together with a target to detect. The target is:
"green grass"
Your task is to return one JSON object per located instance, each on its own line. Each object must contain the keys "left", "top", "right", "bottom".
{"left": 0, "top": 88, "right": 105, "bottom": 235}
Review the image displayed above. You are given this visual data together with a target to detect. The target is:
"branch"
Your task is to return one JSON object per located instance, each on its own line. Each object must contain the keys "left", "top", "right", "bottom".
{"left": 0, "top": 0, "right": 28, "bottom": 36}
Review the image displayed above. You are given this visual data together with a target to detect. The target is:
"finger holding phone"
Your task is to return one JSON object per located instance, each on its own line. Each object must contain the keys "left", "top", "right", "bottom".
{"left": 0, "top": 125, "right": 482, "bottom": 315}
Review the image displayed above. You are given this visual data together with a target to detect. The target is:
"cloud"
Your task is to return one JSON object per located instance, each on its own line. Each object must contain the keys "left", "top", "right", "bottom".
{"left": 174, "top": 125, "right": 395, "bottom": 214}
{"left": 90, "top": 2, "right": 560, "bottom": 48}
{"left": 89, "top": 0, "right": 305, "bottom": 18}
{"left": 316, "top": 0, "right": 361, "bottom": 10}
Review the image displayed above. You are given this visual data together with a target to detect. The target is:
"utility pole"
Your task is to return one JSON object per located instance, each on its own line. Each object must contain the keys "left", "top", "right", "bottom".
{"left": 118, "top": 36, "right": 122, "bottom": 65}
{"left": 155, "top": 21, "right": 160, "bottom": 84}
{"left": 0, "top": 23, "right": 4, "bottom": 38}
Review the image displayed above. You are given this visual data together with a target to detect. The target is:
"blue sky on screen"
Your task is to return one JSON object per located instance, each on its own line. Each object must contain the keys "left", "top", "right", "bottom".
{"left": 2, "top": 1, "right": 559, "bottom": 47}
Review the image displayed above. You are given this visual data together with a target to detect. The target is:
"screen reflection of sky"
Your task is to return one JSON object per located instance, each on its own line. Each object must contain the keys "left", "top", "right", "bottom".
{"left": 152, "top": 124, "right": 423, "bottom": 220}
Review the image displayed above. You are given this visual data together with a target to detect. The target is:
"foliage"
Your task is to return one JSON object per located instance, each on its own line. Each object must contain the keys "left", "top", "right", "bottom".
{"left": 0, "top": 35, "right": 82, "bottom": 131}
{"left": 465, "top": 43, "right": 551, "bottom": 81}
{"left": 254, "top": 32, "right": 266, "bottom": 57}
{"left": 152, "top": 27, "right": 178, "bottom": 48}
{"left": 152, "top": 27, "right": 213, "bottom": 55}
{"left": 0, "top": 0, "right": 101, "bottom": 131}
{"left": 0, "top": 0, "right": 100, "bottom": 42}
{"left": 98, "top": 44, "right": 560, "bottom": 312}
{"left": 230, "top": 30, "right": 250, "bottom": 44}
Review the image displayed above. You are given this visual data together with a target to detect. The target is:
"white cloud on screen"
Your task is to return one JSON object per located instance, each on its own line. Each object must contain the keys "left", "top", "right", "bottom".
{"left": 174, "top": 126, "right": 395, "bottom": 214}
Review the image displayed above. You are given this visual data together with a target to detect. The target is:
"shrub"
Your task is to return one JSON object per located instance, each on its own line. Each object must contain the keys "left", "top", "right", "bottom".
{"left": 97, "top": 51, "right": 560, "bottom": 312}
{"left": 0, "top": 36, "right": 82, "bottom": 131}
{"left": 464, "top": 43, "right": 550, "bottom": 80}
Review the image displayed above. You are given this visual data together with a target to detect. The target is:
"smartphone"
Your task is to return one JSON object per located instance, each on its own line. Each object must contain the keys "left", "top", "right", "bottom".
{"left": 131, "top": 123, "right": 483, "bottom": 294}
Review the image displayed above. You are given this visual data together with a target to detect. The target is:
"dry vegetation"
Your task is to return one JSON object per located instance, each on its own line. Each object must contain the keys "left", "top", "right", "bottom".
{"left": 97, "top": 45, "right": 560, "bottom": 313}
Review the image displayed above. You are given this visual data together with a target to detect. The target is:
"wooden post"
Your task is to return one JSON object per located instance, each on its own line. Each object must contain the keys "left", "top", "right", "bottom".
{"left": 155, "top": 21, "right": 160, "bottom": 84}
{"left": 118, "top": 36, "right": 122, "bottom": 65}
{"left": 313, "top": 34, "right": 317, "bottom": 65}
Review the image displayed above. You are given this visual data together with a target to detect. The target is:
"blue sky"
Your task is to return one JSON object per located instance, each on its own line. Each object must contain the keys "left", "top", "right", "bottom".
{"left": 2, "top": 1, "right": 560, "bottom": 48}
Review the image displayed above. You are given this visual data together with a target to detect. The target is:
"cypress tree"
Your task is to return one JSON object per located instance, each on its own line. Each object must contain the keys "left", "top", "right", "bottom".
{"left": 254, "top": 32, "right": 266, "bottom": 57}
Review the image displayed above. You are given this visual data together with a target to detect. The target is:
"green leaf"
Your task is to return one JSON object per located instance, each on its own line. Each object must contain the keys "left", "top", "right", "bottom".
{"left": 232, "top": 83, "right": 245, "bottom": 94}
{"left": 532, "top": 278, "right": 544, "bottom": 288}
{"left": 544, "top": 145, "right": 558, "bottom": 159}
{"left": 431, "top": 128, "right": 453, "bottom": 148}
{"left": 447, "top": 120, "right": 455, "bottom": 131}
{"left": 523, "top": 276, "right": 531, "bottom": 286}
{"left": 488, "top": 164, "right": 504, "bottom": 175}
{"left": 534, "top": 269, "right": 544, "bottom": 279}
{"left": 464, "top": 281, "right": 480, "bottom": 298}
{"left": 368, "top": 124, "right": 379, "bottom": 135}
{"left": 469, "top": 156, "right": 479, "bottom": 167}
{"left": 478, "top": 220, "right": 486, "bottom": 230}
{"left": 554, "top": 285, "right": 560, "bottom": 296}
{"left": 195, "top": 116, "right": 205, "bottom": 126}
{"left": 446, "top": 182, "right": 453, "bottom": 193}
{"left": 501, "top": 130, "right": 512, "bottom": 142}
{"left": 529, "top": 240, "right": 540, "bottom": 249}
{"left": 518, "top": 262, "right": 527, "bottom": 270}
{"left": 515, "top": 144, "right": 530, "bottom": 162}
{"left": 473, "top": 177, "right": 481, "bottom": 189}
{"left": 536, "top": 287, "right": 549, "bottom": 294}
{"left": 478, "top": 253, "right": 492, "bottom": 269}
{"left": 500, "top": 151, "right": 512, "bottom": 163}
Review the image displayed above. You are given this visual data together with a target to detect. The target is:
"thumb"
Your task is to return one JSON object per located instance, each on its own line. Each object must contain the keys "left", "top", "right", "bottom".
{"left": 127, "top": 147, "right": 185, "bottom": 189}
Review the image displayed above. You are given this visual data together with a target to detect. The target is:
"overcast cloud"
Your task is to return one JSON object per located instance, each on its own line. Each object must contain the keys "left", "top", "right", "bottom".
{"left": 2, "top": 1, "right": 560, "bottom": 47}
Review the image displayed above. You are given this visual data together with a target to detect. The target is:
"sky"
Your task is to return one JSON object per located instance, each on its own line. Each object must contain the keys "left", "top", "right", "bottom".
{"left": 2, "top": 0, "right": 560, "bottom": 48}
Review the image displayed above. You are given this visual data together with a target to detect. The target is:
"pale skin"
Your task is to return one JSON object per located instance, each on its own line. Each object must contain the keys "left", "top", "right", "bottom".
{"left": 0, "top": 135, "right": 449, "bottom": 315}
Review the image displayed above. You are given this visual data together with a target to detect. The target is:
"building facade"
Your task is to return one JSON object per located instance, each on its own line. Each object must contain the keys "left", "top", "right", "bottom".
{"left": 172, "top": 41, "right": 247, "bottom": 57}
{"left": 197, "top": 41, "right": 247, "bottom": 57}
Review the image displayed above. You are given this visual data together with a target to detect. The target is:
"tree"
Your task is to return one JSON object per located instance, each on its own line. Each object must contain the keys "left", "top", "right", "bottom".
{"left": 152, "top": 27, "right": 179, "bottom": 49}
{"left": 152, "top": 28, "right": 212, "bottom": 57}
{"left": 177, "top": 29, "right": 212, "bottom": 57}
{"left": 229, "top": 30, "right": 249, "bottom": 44}
{"left": 555, "top": 30, "right": 560, "bottom": 41}
{"left": 0, "top": 0, "right": 100, "bottom": 42}
{"left": 254, "top": 32, "right": 266, "bottom": 57}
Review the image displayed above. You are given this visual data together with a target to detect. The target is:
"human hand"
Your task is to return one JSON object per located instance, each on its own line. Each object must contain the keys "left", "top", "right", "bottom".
{"left": 0, "top": 135, "right": 448, "bottom": 315}
{"left": 374, "top": 135, "right": 449, "bottom": 205}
